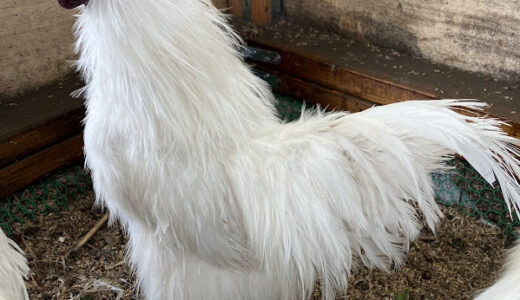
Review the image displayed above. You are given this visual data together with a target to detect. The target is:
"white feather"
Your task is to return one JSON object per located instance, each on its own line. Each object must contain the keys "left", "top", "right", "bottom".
{"left": 73, "top": 0, "right": 520, "bottom": 299}
{"left": 0, "top": 229, "right": 29, "bottom": 300}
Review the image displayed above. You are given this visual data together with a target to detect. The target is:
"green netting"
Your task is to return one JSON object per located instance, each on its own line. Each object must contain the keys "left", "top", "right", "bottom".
{"left": 0, "top": 164, "right": 92, "bottom": 236}
{"left": 1, "top": 95, "right": 519, "bottom": 237}
{"left": 274, "top": 94, "right": 305, "bottom": 122}
{"left": 433, "top": 159, "right": 520, "bottom": 238}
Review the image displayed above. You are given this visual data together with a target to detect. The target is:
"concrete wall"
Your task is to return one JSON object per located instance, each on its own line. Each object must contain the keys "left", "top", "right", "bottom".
{"left": 4, "top": 0, "right": 517, "bottom": 96}
{"left": 284, "top": 0, "right": 520, "bottom": 81}
{"left": 0, "top": 0, "right": 229, "bottom": 97}
{"left": 1, "top": 0, "right": 76, "bottom": 97}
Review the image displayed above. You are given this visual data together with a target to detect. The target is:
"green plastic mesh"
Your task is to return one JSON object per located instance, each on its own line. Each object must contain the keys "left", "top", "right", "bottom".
{"left": 1, "top": 95, "right": 519, "bottom": 237}
{"left": 0, "top": 165, "right": 92, "bottom": 236}
{"left": 433, "top": 159, "right": 520, "bottom": 238}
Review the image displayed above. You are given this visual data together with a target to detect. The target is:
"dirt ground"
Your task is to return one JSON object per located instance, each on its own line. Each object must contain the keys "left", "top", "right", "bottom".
{"left": 10, "top": 192, "right": 137, "bottom": 300}
{"left": 343, "top": 208, "right": 509, "bottom": 300}
{"left": 11, "top": 191, "right": 510, "bottom": 300}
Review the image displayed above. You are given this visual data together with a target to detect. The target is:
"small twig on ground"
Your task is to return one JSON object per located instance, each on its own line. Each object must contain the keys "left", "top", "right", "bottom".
{"left": 21, "top": 235, "right": 37, "bottom": 259}
{"left": 73, "top": 213, "right": 109, "bottom": 251}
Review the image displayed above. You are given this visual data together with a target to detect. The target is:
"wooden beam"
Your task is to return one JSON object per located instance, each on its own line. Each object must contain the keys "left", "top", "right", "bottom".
{"left": 229, "top": 0, "right": 243, "bottom": 18}
{"left": 277, "top": 75, "right": 374, "bottom": 113}
{"left": 230, "top": 0, "right": 280, "bottom": 24}
{"left": 251, "top": 0, "right": 270, "bottom": 25}
{"left": 247, "top": 39, "right": 520, "bottom": 139}
{"left": 255, "top": 65, "right": 375, "bottom": 112}
{"left": 261, "top": 67, "right": 520, "bottom": 139}
{"left": 0, "top": 108, "right": 84, "bottom": 169}
{"left": 0, "top": 134, "right": 84, "bottom": 198}
{"left": 248, "top": 40, "right": 437, "bottom": 104}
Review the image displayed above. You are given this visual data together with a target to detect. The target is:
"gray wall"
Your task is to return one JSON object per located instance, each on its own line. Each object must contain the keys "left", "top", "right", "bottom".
{"left": 284, "top": 0, "right": 520, "bottom": 81}
{"left": 0, "top": 0, "right": 229, "bottom": 97}
{"left": 5, "top": 0, "right": 515, "bottom": 96}
{"left": 1, "top": 0, "right": 76, "bottom": 97}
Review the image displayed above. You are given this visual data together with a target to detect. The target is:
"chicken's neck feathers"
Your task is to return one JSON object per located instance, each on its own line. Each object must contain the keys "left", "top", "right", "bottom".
{"left": 76, "top": 0, "right": 279, "bottom": 153}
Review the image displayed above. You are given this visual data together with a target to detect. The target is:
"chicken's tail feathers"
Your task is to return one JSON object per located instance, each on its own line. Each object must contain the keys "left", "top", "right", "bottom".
{"left": 314, "top": 98, "right": 520, "bottom": 294}
{"left": 0, "top": 229, "right": 29, "bottom": 300}
{"left": 248, "top": 99, "right": 520, "bottom": 299}
{"left": 356, "top": 99, "right": 520, "bottom": 219}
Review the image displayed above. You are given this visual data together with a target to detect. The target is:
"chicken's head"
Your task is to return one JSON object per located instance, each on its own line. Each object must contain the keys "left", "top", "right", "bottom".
{"left": 58, "top": 0, "right": 89, "bottom": 9}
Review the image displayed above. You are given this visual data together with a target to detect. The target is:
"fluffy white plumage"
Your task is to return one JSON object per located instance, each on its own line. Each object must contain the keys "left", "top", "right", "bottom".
{"left": 72, "top": 0, "right": 520, "bottom": 299}
{"left": 0, "top": 229, "right": 29, "bottom": 300}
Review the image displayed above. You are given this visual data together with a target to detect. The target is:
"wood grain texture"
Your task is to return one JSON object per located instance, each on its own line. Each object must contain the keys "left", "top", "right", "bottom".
{"left": 249, "top": 40, "right": 437, "bottom": 104}
{"left": 251, "top": 0, "right": 270, "bottom": 25}
{"left": 277, "top": 74, "right": 374, "bottom": 113}
{"left": 247, "top": 39, "right": 520, "bottom": 139}
{"left": 0, "top": 108, "right": 84, "bottom": 168}
{"left": 255, "top": 65, "right": 374, "bottom": 112}
{"left": 229, "top": 0, "right": 242, "bottom": 17}
{"left": 0, "top": 134, "right": 84, "bottom": 198}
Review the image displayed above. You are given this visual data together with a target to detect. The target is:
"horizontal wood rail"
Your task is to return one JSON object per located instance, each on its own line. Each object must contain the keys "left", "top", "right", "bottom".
{"left": 0, "top": 134, "right": 84, "bottom": 198}
{"left": 246, "top": 37, "right": 520, "bottom": 139}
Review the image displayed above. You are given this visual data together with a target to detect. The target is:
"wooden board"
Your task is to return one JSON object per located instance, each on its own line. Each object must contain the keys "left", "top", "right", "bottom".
{"left": 255, "top": 65, "right": 375, "bottom": 112}
{"left": 249, "top": 40, "right": 438, "bottom": 104}
{"left": 239, "top": 21, "right": 520, "bottom": 120}
{"left": 247, "top": 39, "right": 520, "bottom": 139}
{"left": 0, "top": 107, "right": 84, "bottom": 168}
{"left": 229, "top": 0, "right": 242, "bottom": 18}
{"left": 0, "top": 74, "right": 86, "bottom": 196}
{"left": 0, "top": 134, "right": 84, "bottom": 198}
{"left": 251, "top": 0, "right": 270, "bottom": 25}
{"left": 230, "top": 0, "right": 280, "bottom": 24}
{"left": 277, "top": 75, "right": 374, "bottom": 113}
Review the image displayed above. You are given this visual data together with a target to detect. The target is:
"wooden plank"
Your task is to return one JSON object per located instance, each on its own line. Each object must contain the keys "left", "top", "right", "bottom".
{"left": 0, "top": 107, "right": 84, "bottom": 168}
{"left": 247, "top": 40, "right": 520, "bottom": 139}
{"left": 255, "top": 65, "right": 375, "bottom": 112}
{"left": 229, "top": 0, "right": 242, "bottom": 18}
{"left": 250, "top": 0, "right": 270, "bottom": 25}
{"left": 277, "top": 75, "right": 374, "bottom": 113}
{"left": 248, "top": 40, "right": 437, "bottom": 104}
{"left": 272, "top": 71, "right": 518, "bottom": 139}
{"left": 241, "top": 22, "right": 520, "bottom": 122}
{"left": 0, "top": 134, "right": 84, "bottom": 198}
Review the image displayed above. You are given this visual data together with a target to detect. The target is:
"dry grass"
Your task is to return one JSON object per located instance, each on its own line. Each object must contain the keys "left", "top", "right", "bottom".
{"left": 12, "top": 193, "right": 510, "bottom": 299}
{"left": 12, "top": 192, "right": 137, "bottom": 300}
{"left": 343, "top": 207, "right": 509, "bottom": 300}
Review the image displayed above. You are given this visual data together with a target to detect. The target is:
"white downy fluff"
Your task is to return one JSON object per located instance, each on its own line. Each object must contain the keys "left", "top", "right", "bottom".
{"left": 72, "top": 0, "right": 520, "bottom": 299}
{"left": 0, "top": 229, "right": 29, "bottom": 300}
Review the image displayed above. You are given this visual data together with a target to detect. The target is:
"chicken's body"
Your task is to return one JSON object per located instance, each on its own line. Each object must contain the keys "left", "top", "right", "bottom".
{"left": 0, "top": 229, "right": 29, "bottom": 300}
{"left": 69, "top": 0, "right": 520, "bottom": 299}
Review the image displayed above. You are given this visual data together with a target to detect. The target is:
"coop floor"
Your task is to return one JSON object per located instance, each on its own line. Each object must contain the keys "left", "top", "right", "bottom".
{"left": 11, "top": 191, "right": 509, "bottom": 299}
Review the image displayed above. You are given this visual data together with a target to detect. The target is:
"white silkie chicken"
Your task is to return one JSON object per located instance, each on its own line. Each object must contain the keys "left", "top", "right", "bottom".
{"left": 0, "top": 229, "right": 29, "bottom": 300}
{"left": 58, "top": 0, "right": 520, "bottom": 299}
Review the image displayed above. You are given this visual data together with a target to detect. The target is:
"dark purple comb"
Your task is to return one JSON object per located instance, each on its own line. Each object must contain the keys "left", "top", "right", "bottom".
{"left": 58, "top": 0, "right": 89, "bottom": 9}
